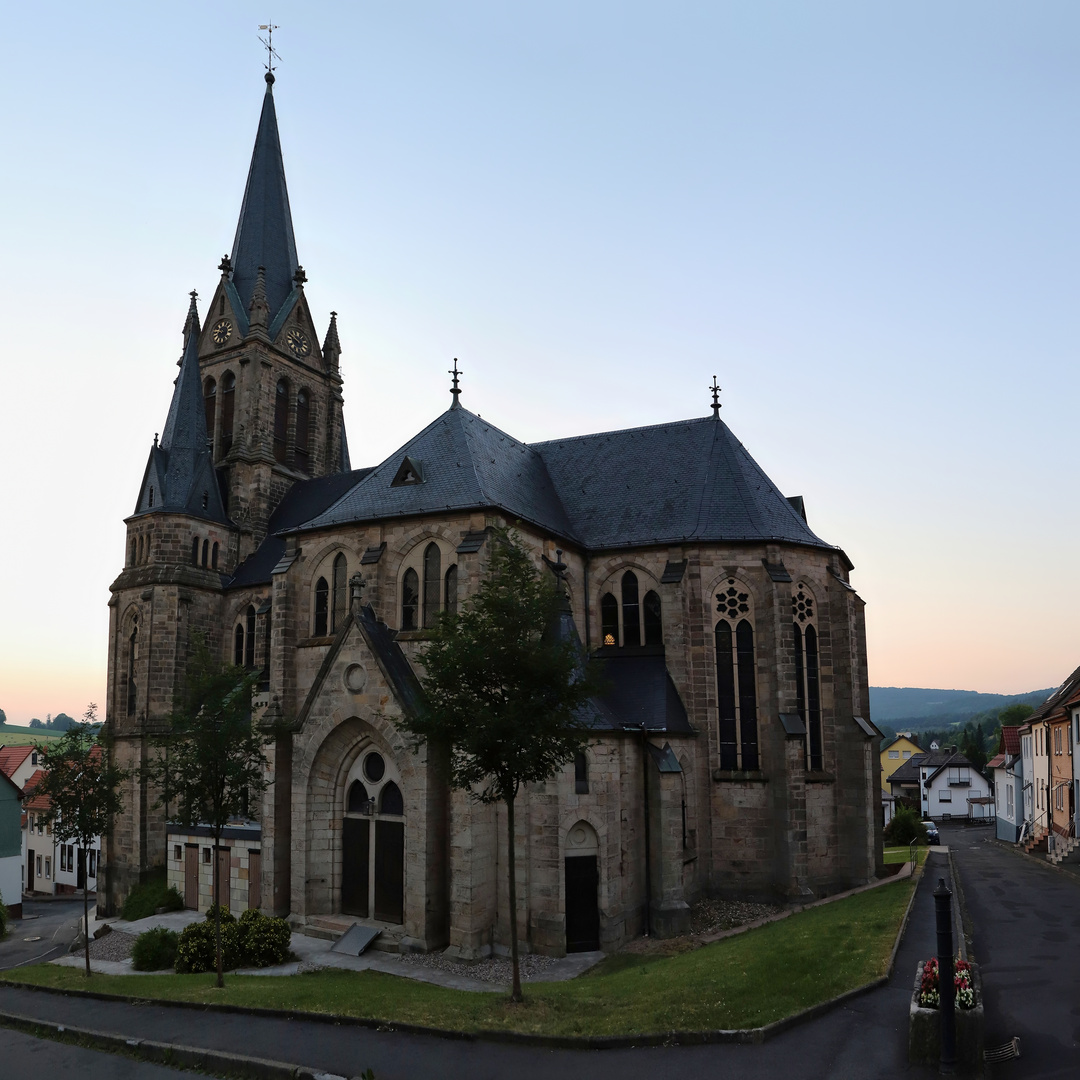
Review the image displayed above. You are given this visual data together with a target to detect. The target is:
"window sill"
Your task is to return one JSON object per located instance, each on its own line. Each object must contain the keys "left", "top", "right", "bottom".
{"left": 712, "top": 769, "right": 768, "bottom": 783}
{"left": 298, "top": 636, "right": 335, "bottom": 648}
{"left": 395, "top": 630, "right": 434, "bottom": 641}
{"left": 806, "top": 772, "right": 836, "bottom": 784}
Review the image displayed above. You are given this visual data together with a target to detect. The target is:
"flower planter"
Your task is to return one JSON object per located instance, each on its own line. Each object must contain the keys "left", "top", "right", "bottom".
{"left": 908, "top": 961, "right": 984, "bottom": 1069}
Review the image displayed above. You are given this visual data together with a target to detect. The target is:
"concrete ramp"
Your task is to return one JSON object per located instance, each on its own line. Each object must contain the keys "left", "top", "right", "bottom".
{"left": 330, "top": 923, "right": 381, "bottom": 956}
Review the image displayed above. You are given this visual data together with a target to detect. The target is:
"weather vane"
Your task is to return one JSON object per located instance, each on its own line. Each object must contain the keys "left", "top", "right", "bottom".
{"left": 710, "top": 375, "right": 722, "bottom": 417}
{"left": 449, "top": 358, "right": 462, "bottom": 405}
{"left": 258, "top": 23, "right": 282, "bottom": 74}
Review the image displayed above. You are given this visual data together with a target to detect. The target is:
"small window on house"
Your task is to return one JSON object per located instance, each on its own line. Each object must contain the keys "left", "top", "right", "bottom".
{"left": 31, "top": 751, "right": 38, "bottom": 766}
{"left": 314, "top": 576, "right": 329, "bottom": 636}
{"left": 642, "top": 590, "right": 662, "bottom": 646}
{"left": 401, "top": 568, "right": 419, "bottom": 630}
{"left": 600, "top": 594, "right": 618, "bottom": 646}
{"left": 423, "top": 543, "right": 441, "bottom": 628}
{"left": 939, "top": 790, "right": 952, "bottom": 803}
{"left": 60, "top": 847, "right": 66, "bottom": 872}
{"left": 902, "top": 750, "right": 911, "bottom": 758}
{"left": 574, "top": 751, "right": 589, "bottom": 794}
{"left": 888, "top": 750, "right": 899, "bottom": 759}
{"left": 45, "top": 857, "right": 51, "bottom": 879}
{"left": 174, "top": 845, "right": 182, "bottom": 861}
{"left": 380, "top": 781, "right": 404, "bottom": 816}
{"left": 445, "top": 564, "right": 458, "bottom": 616}
{"left": 212, "top": 542, "right": 219, "bottom": 569}
{"left": 36, "top": 855, "right": 42, "bottom": 877}
{"left": 203, "top": 847, "right": 212, "bottom": 863}
{"left": 28, "top": 813, "right": 35, "bottom": 830}
{"left": 331, "top": 554, "right": 348, "bottom": 631}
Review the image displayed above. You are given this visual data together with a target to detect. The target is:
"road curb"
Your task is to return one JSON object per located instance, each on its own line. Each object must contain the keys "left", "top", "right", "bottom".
{"left": 0, "top": 876, "right": 918, "bottom": 1053}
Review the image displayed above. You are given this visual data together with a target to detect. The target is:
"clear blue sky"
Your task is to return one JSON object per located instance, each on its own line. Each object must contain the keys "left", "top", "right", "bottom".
{"left": 2, "top": 1, "right": 1078, "bottom": 723}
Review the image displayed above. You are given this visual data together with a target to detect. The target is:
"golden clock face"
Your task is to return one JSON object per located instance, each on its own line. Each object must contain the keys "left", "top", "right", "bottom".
{"left": 285, "top": 327, "right": 311, "bottom": 358}
{"left": 211, "top": 319, "right": 232, "bottom": 347}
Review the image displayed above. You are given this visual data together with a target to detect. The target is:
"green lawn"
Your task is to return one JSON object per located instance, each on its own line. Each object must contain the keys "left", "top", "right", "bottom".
{"left": 883, "top": 846, "right": 930, "bottom": 866}
{"left": 3, "top": 878, "right": 913, "bottom": 1036}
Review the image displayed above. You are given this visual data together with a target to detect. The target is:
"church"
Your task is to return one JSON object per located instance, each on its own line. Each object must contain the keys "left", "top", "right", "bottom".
{"left": 102, "top": 71, "right": 883, "bottom": 957}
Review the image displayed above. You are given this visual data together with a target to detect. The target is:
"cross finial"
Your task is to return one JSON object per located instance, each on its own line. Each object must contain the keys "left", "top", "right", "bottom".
{"left": 709, "top": 375, "right": 722, "bottom": 418}
{"left": 449, "top": 358, "right": 462, "bottom": 408}
{"left": 258, "top": 23, "right": 282, "bottom": 81}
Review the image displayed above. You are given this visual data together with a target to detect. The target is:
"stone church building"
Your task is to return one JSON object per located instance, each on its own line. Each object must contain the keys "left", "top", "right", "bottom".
{"left": 102, "top": 73, "right": 883, "bottom": 957}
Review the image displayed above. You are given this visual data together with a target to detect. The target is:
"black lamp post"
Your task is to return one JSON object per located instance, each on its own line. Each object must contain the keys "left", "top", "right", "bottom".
{"left": 933, "top": 877, "right": 957, "bottom": 1074}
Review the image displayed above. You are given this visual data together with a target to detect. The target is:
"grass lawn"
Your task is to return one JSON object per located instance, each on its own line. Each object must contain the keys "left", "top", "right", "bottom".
{"left": 883, "top": 846, "right": 930, "bottom": 866}
{"left": 3, "top": 878, "right": 913, "bottom": 1036}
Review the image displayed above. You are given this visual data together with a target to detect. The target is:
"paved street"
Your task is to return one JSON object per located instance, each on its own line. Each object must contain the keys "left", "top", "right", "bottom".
{"left": 0, "top": 898, "right": 84, "bottom": 971}
{"left": 0, "top": 1024, "right": 195, "bottom": 1078}
{"left": 945, "top": 824, "right": 1080, "bottom": 1079}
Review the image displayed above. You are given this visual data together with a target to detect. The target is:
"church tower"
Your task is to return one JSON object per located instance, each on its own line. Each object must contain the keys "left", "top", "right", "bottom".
{"left": 102, "top": 72, "right": 348, "bottom": 911}
{"left": 196, "top": 70, "right": 348, "bottom": 564}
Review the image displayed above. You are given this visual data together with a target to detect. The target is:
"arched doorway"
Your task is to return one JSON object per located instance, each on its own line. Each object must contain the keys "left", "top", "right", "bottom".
{"left": 342, "top": 748, "right": 405, "bottom": 923}
{"left": 564, "top": 821, "right": 600, "bottom": 952}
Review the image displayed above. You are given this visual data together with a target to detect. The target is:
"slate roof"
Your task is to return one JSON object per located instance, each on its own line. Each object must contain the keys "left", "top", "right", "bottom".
{"left": 888, "top": 748, "right": 977, "bottom": 787}
{"left": 230, "top": 74, "right": 299, "bottom": 323}
{"left": 0, "top": 745, "right": 33, "bottom": 780}
{"left": 132, "top": 298, "right": 228, "bottom": 525}
{"left": 593, "top": 653, "right": 694, "bottom": 733}
{"left": 299, "top": 405, "right": 839, "bottom": 556}
{"left": 1026, "top": 665, "right": 1080, "bottom": 723}
{"left": 228, "top": 468, "right": 374, "bottom": 589}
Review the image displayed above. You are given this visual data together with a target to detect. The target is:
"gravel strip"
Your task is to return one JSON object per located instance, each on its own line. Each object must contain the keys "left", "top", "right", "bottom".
{"left": 690, "top": 897, "right": 783, "bottom": 936}
{"left": 86, "top": 930, "right": 138, "bottom": 962}
{"left": 394, "top": 950, "right": 558, "bottom": 984}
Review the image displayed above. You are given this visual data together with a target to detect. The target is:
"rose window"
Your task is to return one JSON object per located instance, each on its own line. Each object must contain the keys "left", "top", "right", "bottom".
{"left": 716, "top": 580, "right": 750, "bottom": 620}
{"left": 792, "top": 586, "right": 814, "bottom": 622}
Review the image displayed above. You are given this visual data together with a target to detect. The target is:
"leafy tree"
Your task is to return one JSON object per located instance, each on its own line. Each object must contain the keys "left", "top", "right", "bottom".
{"left": 999, "top": 703, "right": 1034, "bottom": 726}
{"left": 32, "top": 704, "right": 128, "bottom": 976}
{"left": 0, "top": 708, "right": 7, "bottom": 725}
{"left": 143, "top": 635, "right": 270, "bottom": 988}
{"left": 49, "top": 713, "right": 78, "bottom": 731}
{"left": 884, "top": 804, "right": 928, "bottom": 846}
{"left": 28, "top": 718, "right": 44, "bottom": 729}
{"left": 399, "top": 529, "right": 601, "bottom": 1002}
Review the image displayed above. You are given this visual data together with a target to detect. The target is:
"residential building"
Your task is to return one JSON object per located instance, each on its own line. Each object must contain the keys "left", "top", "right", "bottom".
{"left": 880, "top": 733, "right": 922, "bottom": 794}
{"left": 0, "top": 771, "right": 22, "bottom": 918}
{"left": 888, "top": 748, "right": 992, "bottom": 821}
{"left": 990, "top": 725, "right": 1023, "bottom": 843}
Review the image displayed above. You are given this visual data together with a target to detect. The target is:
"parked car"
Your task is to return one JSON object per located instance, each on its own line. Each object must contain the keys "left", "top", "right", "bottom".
{"left": 923, "top": 820, "right": 940, "bottom": 845}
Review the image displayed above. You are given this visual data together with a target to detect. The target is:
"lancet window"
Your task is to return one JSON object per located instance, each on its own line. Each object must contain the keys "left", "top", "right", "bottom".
{"left": 714, "top": 578, "right": 759, "bottom": 770}
{"left": 792, "top": 583, "right": 823, "bottom": 771}
{"left": 599, "top": 570, "right": 663, "bottom": 648}
{"left": 220, "top": 372, "right": 235, "bottom": 456}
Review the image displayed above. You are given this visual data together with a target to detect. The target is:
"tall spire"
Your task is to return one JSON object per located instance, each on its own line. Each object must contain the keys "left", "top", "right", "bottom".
{"left": 133, "top": 294, "right": 228, "bottom": 523}
{"left": 229, "top": 73, "right": 299, "bottom": 324}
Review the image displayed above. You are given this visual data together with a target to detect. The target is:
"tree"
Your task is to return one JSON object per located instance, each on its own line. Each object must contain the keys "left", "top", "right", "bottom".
{"left": 28, "top": 718, "right": 44, "bottom": 729}
{"left": 143, "top": 635, "right": 270, "bottom": 987}
{"left": 399, "top": 529, "right": 601, "bottom": 1002}
{"left": 50, "top": 713, "right": 78, "bottom": 731}
{"left": 32, "top": 704, "right": 128, "bottom": 976}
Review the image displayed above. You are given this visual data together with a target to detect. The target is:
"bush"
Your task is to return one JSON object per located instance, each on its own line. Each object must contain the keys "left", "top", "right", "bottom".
{"left": 131, "top": 926, "right": 179, "bottom": 971}
{"left": 237, "top": 908, "right": 291, "bottom": 968}
{"left": 0, "top": 893, "right": 8, "bottom": 939}
{"left": 122, "top": 869, "right": 184, "bottom": 922}
{"left": 175, "top": 916, "right": 242, "bottom": 973}
{"left": 884, "top": 805, "right": 928, "bottom": 847}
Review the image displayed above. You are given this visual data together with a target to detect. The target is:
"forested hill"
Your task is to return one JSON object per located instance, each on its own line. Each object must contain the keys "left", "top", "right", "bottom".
{"left": 869, "top": 686, "right": 1054, "bottom": 728}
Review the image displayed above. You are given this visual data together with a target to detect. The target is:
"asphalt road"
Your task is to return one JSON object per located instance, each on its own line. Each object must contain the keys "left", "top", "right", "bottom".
{"left": 945, "top": 824, "right": 1080, "bottom": 1079}
{"left": 0, "top": 1024, "right": 196, "bottom": 1078}
{"left": 0, "top": 898, "right": 84, "bottom": 971}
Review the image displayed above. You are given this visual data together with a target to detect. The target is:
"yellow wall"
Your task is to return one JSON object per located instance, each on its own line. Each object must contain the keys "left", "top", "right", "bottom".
{"left": 880, "top": 735, "right": 923, "bottom": 793}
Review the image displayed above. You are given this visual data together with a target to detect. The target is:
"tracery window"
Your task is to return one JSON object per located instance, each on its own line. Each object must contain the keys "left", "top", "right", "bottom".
{"left": 600, "top": 594, "right": 618, "bottom": 645}
{"left": 273, "top": 379, "right": 289, "bottom": 464}
{"left": 220, "top": 372, "right": 235, "bottom": 456}
{"left": 621, "top": 571, "right": 640, "bottom": 646}
{"left": 600, "top": 570, "right": 663, "bottom": 648}
{"left": 314, "top": 577, "right": 329, "bottom": 636}
{"left": 401, "top": 568, "right": 419, "bottom": 630}
{"left": 126, "top": 614, "right": 139, "bottom": 717}
{"left": 792, "top": 583, "right": 823, "bottom": 771}
{"left": 294, "top": 389, "right": 310, "bottom": 473}
{"left": 331, "top": 554, "right": 348, "bottom": 632}
{"left": 202, "top": 539, "right": 209, "bottom": 568}
{"left": 714, "top": 578, "right": 758, "bottom": 770}
{"left": 192, "top": 536, "right": 200, "bottom": 566}
{"left": 422, "top": 543, "right": 441, "bottom": 628}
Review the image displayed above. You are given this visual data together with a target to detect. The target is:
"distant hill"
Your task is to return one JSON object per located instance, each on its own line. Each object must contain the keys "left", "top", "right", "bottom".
{"left": 869, "top": 686, "right": 1054, "bottom": 728}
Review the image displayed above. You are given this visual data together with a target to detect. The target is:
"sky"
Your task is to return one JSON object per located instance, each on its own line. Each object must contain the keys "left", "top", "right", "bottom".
{"left": 2, "top": 1, "right": 1078, "bottom": 725}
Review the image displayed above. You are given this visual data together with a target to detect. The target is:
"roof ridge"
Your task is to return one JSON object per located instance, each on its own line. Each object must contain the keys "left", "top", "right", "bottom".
{"left": 530, "top": 414, "right": 715, "bottom": 448}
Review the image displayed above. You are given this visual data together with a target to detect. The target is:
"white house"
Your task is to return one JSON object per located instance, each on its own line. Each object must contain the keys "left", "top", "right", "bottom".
{"left": 888, "top": 747, "right": 991, "bottom": 821}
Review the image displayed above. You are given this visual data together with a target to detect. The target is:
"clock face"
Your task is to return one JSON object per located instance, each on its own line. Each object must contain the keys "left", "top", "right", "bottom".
{"left": 211, "top": 319, "right": 232, "bottom": 347}
{"left": 285, "top": 327, "right": 312, "bottom": 358}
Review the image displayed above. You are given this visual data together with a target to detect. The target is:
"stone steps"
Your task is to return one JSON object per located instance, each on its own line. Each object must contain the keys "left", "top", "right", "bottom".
{"left": 300, "top": 915, "right": 402, "bottom": 952}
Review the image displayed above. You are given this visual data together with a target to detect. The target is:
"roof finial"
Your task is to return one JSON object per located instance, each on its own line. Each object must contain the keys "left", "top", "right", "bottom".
{"left": 184, "top": 290, "right": 200, "bottom": 338}
{"left": 709, "top": 375, "right": 722, "bottom": 419}
{"left": 449, "top": 358, "right": 462, "bottom": 408}
{"left": 258, "top": 23, "right": 281, "bottom": 83}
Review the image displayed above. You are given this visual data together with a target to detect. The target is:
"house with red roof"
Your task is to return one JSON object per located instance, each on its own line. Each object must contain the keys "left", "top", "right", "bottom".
{"left": 0, "top": 769, "right": 22, "bottom": 918}
{"left": 990, "top": 725, "right": 1024, "bottom": 843}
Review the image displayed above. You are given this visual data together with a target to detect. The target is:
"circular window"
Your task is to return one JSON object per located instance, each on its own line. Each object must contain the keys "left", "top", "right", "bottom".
{"left": 364, "top": 752, "right": 385, "bottom": 783}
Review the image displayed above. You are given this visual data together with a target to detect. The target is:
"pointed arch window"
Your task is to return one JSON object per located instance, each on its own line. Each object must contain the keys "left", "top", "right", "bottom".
{"left": 792, "top": 583, "right": 822, "bottom": 771}
{"left": 126, "top": 615, "right": 139, "bottom": 717}
{"left": 234, "top": 622, "right": 245, "bottom": 667}
{"left": 600, "top": 594, "right": 618, "bottom": 646}
{"left": 129, "top": 538, "right": 136, "bottom": 566}
{"left": 204, "top": 377, "right": 217, "bottom": 447}
{"left": 331, "top": 554, "right": 347, "bottom": 632}
{"left": 379, "top": 781, "right": 404, "bottom": 816}
{"left": 220, "top": 372, "right": 235, "bottom": 456}
{"left": 211, "top": 542, "right": 219, "bottom": 570}
{"left": 401, "top": 568, "right": 419, "bottom": 630}
{"left": 314, "top": 577, "right": 329, "bottom": 636}
{"left": 245, "top": 605, "right": 256, "bottom": 668}
{"left": 643, "top": 590, "right": 663, "bottom": 646}
{"left": 202, "top": 539, "right": 209, "bottom": 568}
{"left": 294, "top": 389, "right": 310, "bottom": 473}
{"left": 444, "top": 563, "right": 458, "bottom": 617}
{"left": 273, "top": 379, "right": 289, "bottom": 465}
{"left": 137, "top": 536, "right": 144, "bottom": 564}
{"left": 714, "top": 578, "right": 759, "bottom": 771}
{"left": 192, "top": 536, "right": 200, "bottom": 566}
{"left": 574, "top": 751, "right": 589, "bottom": 794}
{"left": 422, "top": 543, "right": 441, "bottom": 628}
{"left": 347, "top": 780, "right": 369, "bottom": 813}
{"left": 621, "top": 572, "right": 640, "bottom": 647}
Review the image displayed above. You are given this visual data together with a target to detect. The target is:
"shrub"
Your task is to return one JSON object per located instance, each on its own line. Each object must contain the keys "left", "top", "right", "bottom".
{"left": 237, "top": 909, "right": 291, "bottom": 968}
{"left": 122, "top": 869, "right": 184, "bottom": 921}
{"left": 175, "top": 916, "right": 242, "bottom": 973}
{"left": 884, "top": 805, "right": 928, "bottom": 847}
{"left": 131, "top": 926, "right": 180, "bottom": 971}
{"left": 0, "top": 893, "right": 8, "bottom": 939}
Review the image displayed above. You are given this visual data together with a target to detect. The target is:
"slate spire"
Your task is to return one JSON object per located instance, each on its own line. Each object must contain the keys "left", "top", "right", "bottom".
{"left": 132, "top": 294, "right": 228, "bottom": 523}
{"left": 229, "top": 72, "right": 299, "bottom": 325}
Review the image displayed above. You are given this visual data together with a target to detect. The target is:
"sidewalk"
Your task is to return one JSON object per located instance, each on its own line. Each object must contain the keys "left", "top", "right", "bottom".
{"left": 0, "top": 858, "right": 953, "bottom": 1080}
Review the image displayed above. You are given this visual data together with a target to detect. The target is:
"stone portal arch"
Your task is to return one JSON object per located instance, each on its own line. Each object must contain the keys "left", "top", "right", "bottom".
{"left": 564, "top": 820, "right": 600, "bottom": 952}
